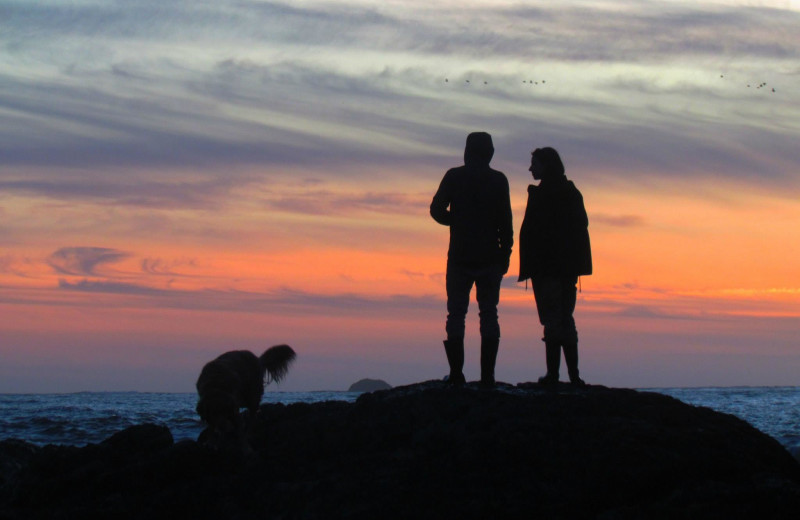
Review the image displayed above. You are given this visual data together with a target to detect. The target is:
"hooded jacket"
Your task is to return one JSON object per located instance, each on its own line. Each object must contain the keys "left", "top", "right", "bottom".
{"left": 430, "top": 133, "right": 513, "bottom": 267}
{"left": 518, "top": 175, "right": 592, "bottom": 281}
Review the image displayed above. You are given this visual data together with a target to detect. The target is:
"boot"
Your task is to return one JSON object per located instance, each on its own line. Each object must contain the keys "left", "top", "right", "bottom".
{"left": 562, "top": 343, "right": 585, "bottom": 387}
{"left": 443, "top": 338, "right": 465, "bottom": 385}
{"left": 480, "top": 337, "right": 499, "bottom": 388}
{"left": 537, "top": 341, "right": 561, "bottom": 385}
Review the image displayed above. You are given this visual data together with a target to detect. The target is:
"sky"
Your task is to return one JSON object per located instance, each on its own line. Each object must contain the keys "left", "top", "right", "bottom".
{"left": 1, "top": 0, "right": 799, "bottom": 392}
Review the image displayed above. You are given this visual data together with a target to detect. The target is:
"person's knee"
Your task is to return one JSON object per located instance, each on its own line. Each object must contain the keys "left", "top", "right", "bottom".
{"left": 478, "top": 312, "right": 500, "bottom": 339}
{"left": 543, "top": 322, "right": 568, "bottom": 344}
{"left": 480, "top": 327, "right": 500, "bottom": 340}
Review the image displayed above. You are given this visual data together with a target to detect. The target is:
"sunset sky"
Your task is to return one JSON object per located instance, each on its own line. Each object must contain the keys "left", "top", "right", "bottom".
{"left": 1, "top": 0, "right": 799, "bottom": 392}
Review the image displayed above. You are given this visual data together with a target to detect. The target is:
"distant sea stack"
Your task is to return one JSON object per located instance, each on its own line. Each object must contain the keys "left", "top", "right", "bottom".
{"left": 2, "top": 382, "right": 799, "bottom": 518}
{"left": 348, "top": 378, "right": 392, "bottom": 392}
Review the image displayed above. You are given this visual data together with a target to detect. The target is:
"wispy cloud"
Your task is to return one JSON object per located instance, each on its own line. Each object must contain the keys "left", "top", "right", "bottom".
{"left": 58, "top": 278, "right": 172, "bottom": 297}
{"left": 0, "top": 177, "right": 248, "bottom": 209}
{"left": 51, "top": 277, "right": 443, "bottom": 315}
{"left": 592, "top": 214, "right": 646, "bottom": 228}
{"left": 2, "top": 0, "right": 798, "bottom": 195}
{"left": 140, "top": 257, "right": 199, "bottom": 277}
{"left": 611, "top": 303, "right": 726, "bottom": 321}
{"left": 47, "top": 247, "right": 131, "bottom": 276}
{"left": 266, "top": 189, "right": 429, "bottom": 216}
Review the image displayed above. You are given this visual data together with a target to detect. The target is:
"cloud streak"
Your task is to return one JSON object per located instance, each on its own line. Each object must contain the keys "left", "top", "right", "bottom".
{"left": 591, "top": 214, "right": 646, "bottom": 228}
{"left": 52, "top": 277, "right": 443, "bottom": 316}
{"left": 47, "top": 247, "right": 131, "bottom": 276}
{"left": 266, "top": 189, "right": 430, "bottom": 216}
{"left": 1, "top": 0, "right": 798, "bottom": 195}
{"left": 57, "top": 278, "right": 173, "bottom": 297}
{"left": 0, "top": 177, "right": 249, "bottom": 209}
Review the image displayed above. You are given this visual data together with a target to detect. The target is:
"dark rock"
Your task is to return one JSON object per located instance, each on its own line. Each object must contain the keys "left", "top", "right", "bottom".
{"left": 347, "top": 378, "right": 392, "bottom": 392}
{"left": 0, "top": 440, "right": 38, "bottom": 504}
{"left": 101, "top": 423, "right": 174, "bottom": 453}
{"left": 1, "top": 382, "right": 798, "bottom": 519}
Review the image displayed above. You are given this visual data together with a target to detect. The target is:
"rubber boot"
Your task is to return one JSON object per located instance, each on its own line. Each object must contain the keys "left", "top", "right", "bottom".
{"left": 563, "top": 343, "right": 585, "bottom": 387}
{"left": 443, "top": 338, "right": 466, "bottom": 385}
{"left": 480, "top": 337, "right": 499, "bottom": 388}
{"left": 538, "top": 341, "right": 561, "bottom": 385}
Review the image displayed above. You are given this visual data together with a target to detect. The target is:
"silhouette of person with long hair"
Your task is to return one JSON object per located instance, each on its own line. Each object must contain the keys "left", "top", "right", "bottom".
{"left": 431, "top": 132, "right": 513, "bottom": 387}
{"left": 518, "top": 147, "right": 592, "bottom": 386}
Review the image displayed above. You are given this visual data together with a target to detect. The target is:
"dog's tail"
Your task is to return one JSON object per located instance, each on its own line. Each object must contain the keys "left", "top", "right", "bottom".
{"left": 260, "top": 344, "right": 297, "bottom": 384}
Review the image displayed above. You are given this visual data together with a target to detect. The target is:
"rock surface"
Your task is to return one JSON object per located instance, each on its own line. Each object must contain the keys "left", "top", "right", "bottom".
{"left": 1, "top": 382, "right": 799, "bottom": 519}
{"left": 347, "top": 378, "right": 392, "bottom": 392}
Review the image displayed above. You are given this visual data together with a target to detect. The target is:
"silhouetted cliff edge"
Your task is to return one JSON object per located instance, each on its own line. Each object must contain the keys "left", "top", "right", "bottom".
{"left": 2, "top": 382, "right": 799, "bottom": 519}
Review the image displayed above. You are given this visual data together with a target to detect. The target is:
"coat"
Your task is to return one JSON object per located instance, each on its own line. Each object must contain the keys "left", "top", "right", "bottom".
{"left": 430, "top": 163, "right": 513, "bottom": 267}
{"left": 518, "top": 176, "right": 592, "bottom": 281}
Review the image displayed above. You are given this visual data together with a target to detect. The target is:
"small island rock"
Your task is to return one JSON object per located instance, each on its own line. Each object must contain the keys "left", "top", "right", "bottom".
{"left": 347, "top": 378, "right": 392, "bottom": 392}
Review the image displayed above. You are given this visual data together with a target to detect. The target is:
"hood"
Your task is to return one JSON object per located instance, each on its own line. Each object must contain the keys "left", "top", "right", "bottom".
{"left": 464, "top": 132, "right": 494, "bottom": 166}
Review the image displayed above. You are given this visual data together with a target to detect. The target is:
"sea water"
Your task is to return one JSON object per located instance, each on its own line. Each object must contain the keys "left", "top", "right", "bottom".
{"left": 648, "top": 386, "right": 800, "bottom": 458}
{"left": 0, "top": 391, "right": 360, "bottom": 446}
{"left": 1, "top": 388, "right": 798, "bottom": 458}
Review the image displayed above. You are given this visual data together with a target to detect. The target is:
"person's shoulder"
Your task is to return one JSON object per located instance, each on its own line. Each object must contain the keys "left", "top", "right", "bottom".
{"left": 487, "top": 167, "right": 509, "bottom": 185}
{"left": 444, "top": 165, "right": 467, "bottom": 178}
{"left": 565, "top": 179, "right": 584, "bottom": 197}
{"left": 438, "top": 166, "right": 463, "bottom": 186}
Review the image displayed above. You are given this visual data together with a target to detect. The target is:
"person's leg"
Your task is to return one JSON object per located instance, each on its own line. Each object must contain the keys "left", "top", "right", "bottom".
{"left": 475, "top": 264, "right": 502, "bottom": 341}
{"left": 444, "top": 263, "right": 473, "bottom": 384}
{"left": 559, "top": 277, "right": 584, "bottom": 385}
{"left": 533, "top": 276, "right": 563, "bottom": 383}
{"left": 540, "top": 341, "right": 561, "bottom": 385}
{"left": 442, "top": 338, "right": 465, "bottom": 385}
{"left": 446, "top": 263, "right": 472, "bottom": 341}
{"left": 475, "top": 264, "right": 504, "bottom": 386}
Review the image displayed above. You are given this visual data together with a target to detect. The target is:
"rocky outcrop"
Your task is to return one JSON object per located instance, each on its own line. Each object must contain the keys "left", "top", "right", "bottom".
{"left": 347, "top": 378, "right": 392, "bottom": 392}
{"left": 1, "top": 382, "right": 799, "bottom": 519}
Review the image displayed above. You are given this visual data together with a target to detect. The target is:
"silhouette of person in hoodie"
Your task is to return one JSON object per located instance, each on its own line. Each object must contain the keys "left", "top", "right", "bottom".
{"left": 518, "top": 147, "right": 592, "bottom": 386}
{"left": 430, "top": 132, "right": 513, "bottom": 387}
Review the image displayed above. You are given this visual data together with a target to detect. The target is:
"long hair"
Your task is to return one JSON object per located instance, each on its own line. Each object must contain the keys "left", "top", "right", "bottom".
{"left": 532, "top": 147, "right": 564, "bottom": 178}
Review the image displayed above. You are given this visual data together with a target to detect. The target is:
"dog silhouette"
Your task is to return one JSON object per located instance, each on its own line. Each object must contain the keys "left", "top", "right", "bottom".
{"left": 196, "top": 345, "right": 296, "bottom": 450}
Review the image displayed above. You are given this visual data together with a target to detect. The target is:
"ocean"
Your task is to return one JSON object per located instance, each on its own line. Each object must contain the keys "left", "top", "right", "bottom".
{"left": 0, "top": 391, "right": 359, "bottom": 447}
{"left": 1, "top": 387, "right": 798, "bottom": 459}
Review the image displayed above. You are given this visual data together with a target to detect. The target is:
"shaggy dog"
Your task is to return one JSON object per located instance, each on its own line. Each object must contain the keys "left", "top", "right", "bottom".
{"left": 196, "top": 345, "right": 296, "bottom": 449}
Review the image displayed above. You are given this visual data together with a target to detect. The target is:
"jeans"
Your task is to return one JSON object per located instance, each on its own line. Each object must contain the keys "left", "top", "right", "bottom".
{"left": 532, "top": 276, "right": 578, "bottom": 344}
{"left": 445, "top": 262, "right": 504, "bottom": 340}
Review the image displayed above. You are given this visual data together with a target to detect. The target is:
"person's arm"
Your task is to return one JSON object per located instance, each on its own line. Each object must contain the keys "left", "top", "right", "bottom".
{"left": 569, "top": 186, "right": 593, "bottom": 276}
{"left": 572, "top": 190, "right": 589, "bottom": 229}
{"left": 498, "top": 175, "right": 513, "bottom": 273}
{"left": 430, "top": 170, "right": 454, "bottom": 226}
